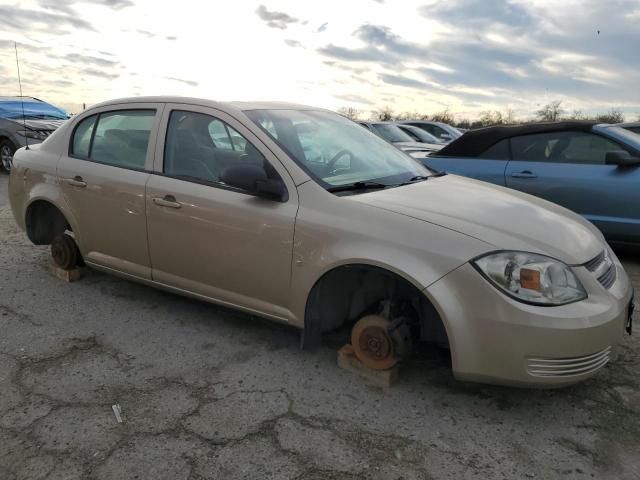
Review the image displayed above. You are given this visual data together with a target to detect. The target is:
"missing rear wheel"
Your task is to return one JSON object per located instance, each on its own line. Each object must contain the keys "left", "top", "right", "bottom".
{"left": 51, "top": 234, "right": 80, "bottom": 271}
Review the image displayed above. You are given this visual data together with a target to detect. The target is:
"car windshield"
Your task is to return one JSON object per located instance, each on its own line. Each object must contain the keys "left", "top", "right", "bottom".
{"left": 371, "top": 123, "right": 415, "bottom": 143}
{"left": 245, "top": 109, "right": 432, "bottom": 189}
{"left": 599, "top": 125, "right": 640, "bottom": 150}
{"left": 399, "top": 125, "right": 443, "bottom": 144}
{"left": 0, "top": 101, "right": 69, "bottom": 120}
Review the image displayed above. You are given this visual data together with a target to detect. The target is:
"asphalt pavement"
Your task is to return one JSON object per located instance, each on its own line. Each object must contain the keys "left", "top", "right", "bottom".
{"left": 1, "top": 173, "right": 639, "bottom": 480}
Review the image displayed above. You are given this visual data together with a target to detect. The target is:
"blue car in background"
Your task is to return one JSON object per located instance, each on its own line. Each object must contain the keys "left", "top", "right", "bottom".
{"left": 424, "top": 121, "right": 640, "bottom": 245}
{"left": 0, "top": 96, "right": 69, "bottom": 172}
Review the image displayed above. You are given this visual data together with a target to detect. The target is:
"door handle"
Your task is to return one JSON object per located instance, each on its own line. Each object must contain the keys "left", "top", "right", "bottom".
{"left": 152, "top": 194, "right": 182, "bottom": 209}
{"left": 65, "top": 176, "right": 87, "bottom": 188}
{"left": 511, "top": 171, "right": 537, "bottom": 179}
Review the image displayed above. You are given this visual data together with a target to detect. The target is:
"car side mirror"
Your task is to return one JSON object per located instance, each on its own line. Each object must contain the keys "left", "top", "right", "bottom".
{"left": 219, "top": 164, "right": 288, "bottom": 202}
{"left": 440, "top": 133, "right": 452, "bottom": 140}
{"left": 605, "top": 150, "right": 640, "bottom": 166}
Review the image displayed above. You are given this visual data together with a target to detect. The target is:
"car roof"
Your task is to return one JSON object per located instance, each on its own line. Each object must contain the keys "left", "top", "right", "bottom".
{"left": 616, "top": 122, "right": 640, "bottom": 128}
{"left": 0, "top": 96, "right": 43, "bottom": 103}
{"left": 437, "top": 121, "right": 598, "bottom": 157}
{"left": 87, "top": 96, "right": 321, "bottom": 113}
{"left": 399, "top": 120, "right": 444, "bottom": 126}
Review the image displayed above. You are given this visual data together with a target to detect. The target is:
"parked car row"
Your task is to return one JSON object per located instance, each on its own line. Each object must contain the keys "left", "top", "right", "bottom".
{"left": 358, "top": 121, "right": 443, "bottom": 158}
{"left": 423, "top": 121, "right": 640, "bottom": 246}
{"left": 8, "top": 96, "right": 634, "bottom": 388}
{"left": 0, "top": 96, "right": 70, "bottom": 172}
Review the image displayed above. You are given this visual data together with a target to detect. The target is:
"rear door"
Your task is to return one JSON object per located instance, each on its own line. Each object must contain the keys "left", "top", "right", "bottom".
{"left": 57, "top": 104, "right": 162, "bottom": 278}
{"left": 424, "top": 138, "right": 510, "bottom": 185}
{"left": 505, "top": 131, "right": 640, "bottom": 242}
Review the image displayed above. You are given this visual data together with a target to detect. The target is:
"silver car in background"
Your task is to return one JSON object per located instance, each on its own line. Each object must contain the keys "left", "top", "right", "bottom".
{"left": 397, "top": 120, "right": 463, "bottom": 143}
{"left": 358, "top": 121, "right": 442, "bottom": 158}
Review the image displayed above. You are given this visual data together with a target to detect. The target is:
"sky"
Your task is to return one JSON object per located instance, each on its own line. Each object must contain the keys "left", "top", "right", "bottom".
{"left": 0, "top": 0, "right": 639, "bottom": 120}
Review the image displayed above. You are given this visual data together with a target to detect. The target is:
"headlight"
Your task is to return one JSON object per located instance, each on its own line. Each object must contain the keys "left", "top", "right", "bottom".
{"left": 472, "top": 251, "right": 587, "bottom": 306}
{"left": 17, "top": 130, "right": 48, "bottom": 141}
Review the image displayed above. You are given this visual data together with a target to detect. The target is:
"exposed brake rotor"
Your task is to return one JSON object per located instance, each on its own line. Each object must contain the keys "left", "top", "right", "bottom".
{"left": 351, "top": 314, "right": 413, "bottom": 370}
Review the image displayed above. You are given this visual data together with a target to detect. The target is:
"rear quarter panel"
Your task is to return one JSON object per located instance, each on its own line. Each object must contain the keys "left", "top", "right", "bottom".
{"left": 9, "top": 144, "right": 74, "bottom": 236}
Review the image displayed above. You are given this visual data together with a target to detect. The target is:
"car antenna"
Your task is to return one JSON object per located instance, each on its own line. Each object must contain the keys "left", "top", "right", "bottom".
{"left": 14, "top": 41, "right": 28, "bottom": 150}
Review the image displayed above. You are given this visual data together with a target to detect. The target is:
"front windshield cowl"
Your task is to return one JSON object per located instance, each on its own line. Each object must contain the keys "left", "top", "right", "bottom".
{"left": 245, "top": 109, "right": 435, "bottom": 193}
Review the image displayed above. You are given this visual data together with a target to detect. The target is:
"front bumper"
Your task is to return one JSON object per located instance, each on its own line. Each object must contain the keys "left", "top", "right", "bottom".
{"left": 426, "top": 258, "right": 632, "bottom": 387}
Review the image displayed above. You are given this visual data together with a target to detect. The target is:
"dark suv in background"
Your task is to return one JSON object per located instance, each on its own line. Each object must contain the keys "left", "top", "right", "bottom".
{"left": 0, "top": 96, "right": 70, "bottom": 172}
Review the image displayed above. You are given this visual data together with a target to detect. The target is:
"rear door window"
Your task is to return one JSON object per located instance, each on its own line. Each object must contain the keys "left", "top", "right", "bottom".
{"left": 70, "top": 110, "right": 155, "bottom": 169}
{"left": 90, "top": 110, "right": 156, "bottom": 169}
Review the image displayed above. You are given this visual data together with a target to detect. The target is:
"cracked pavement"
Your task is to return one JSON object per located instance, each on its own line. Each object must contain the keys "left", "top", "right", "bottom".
{"left": 0, "top": 174, "right": 639, "bottom": 479}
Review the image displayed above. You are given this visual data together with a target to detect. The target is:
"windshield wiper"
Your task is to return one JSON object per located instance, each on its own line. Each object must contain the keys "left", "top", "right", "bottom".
{"left": 397, "top": 172, "right": 447, "bottom": 186}
{"left": 327, "top": 181, "right": 390, "bottom": 193}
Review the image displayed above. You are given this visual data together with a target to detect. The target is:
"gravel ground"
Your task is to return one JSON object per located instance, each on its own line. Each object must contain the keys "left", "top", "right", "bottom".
{"left": 0, "top": 172, "right": 639, "bottom": 480}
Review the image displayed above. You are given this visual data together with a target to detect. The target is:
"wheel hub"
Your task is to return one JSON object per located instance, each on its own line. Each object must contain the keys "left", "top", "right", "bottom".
{"left": 1, "top": 145, "right": 13, "bottom": 171}
{"left": 351, "top": 314, "right": 404, "bottom": 370}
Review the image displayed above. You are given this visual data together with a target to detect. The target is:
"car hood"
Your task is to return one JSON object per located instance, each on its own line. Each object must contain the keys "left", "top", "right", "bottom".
{"left": 23, "top": 118, "right": 67, "bottom": 131}
{"left": 2, "top": 117, "right": 67, "bottom": 131}
{"left": 393, "top": 141, "right": 442, "bottom": 151}
{"left": 350, "top": 174, "right": 603, "bottom": 265}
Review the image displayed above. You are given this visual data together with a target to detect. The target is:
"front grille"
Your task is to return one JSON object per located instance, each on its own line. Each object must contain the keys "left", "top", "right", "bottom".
{"left": 598, "top": 264, "right": 617, "bottom": 289}
{"left": 583, "top": 250, "right": 616, "bottom": 289}
{"left": 527, "top": 347, "right": 611, "bottom": 378}
{"left": 584, "top": 251, "right": 605, "bottom": 272}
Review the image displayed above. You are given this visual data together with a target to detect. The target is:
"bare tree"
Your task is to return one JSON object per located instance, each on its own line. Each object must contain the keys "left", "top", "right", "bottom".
{"left": 337, "top": 106, "right": 362, "bottom": 121}
{"left": 568, "top": 109, "right": 587, "bottom": 120}
{"left": 371, "top": 106, "right": 395, "bottom": 121}
{"left": 429, "top": 108, "right": 455, "bottom": 125}
{"left": 595, "top": 108, "right": 624, "bottom": 124}
{"left": 536, "top": 100, "right": 565, "bottom": 122}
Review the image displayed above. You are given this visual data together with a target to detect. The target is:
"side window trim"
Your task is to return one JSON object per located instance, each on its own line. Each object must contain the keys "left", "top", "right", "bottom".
{"left": 87, "top": 113, "right": 100, "bottom": 159}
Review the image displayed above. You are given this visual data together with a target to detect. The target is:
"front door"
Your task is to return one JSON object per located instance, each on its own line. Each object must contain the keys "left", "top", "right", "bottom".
{"left": 505, "top": 130, "right": 640, "bottom": 243}
{"left": 425, "top": 138, "right": 510, "bottom": 185}
{"left": 145, "top": 105, "right": 298, "bottom": 321}
{"left": 57, "top": 105, "right": 161, "bottom": 278}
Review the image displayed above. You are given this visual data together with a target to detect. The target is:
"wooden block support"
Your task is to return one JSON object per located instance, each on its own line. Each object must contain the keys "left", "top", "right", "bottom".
{"left": 337, "top": 344, "right": 399, "bottom": 388}
{"left": 49, "top": 263, "right": 82, "bottom": 282}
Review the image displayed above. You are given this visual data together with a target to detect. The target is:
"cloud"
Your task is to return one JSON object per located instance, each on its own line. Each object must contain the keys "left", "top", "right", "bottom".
{"left": 284, "top": 39, "right": 302, "bottom": 48}
{"left": 80, "top": 68, "right": 119, "bottom": 79}
{"left": 165, "top": 77, "right": 199, "bottom": 87}
{"left": 38, "top": 0, "right": 133, "bottom": 13}
{"left": 255, "top": 5, "right": 299, "bottom": 30}
{"left": 378, "top": 73, "right": 431, "bottom": 89}
{"left": 419, "top": 0, "right": 532, "bottom": 29}
{"left": 64, "top": 53, "right": 118, "bottom": 68}
{"left": 318, "top": 44, "right": 395, "bottom": 63}
{"left": 335, "top": 93, "right": 372, "bottom": 105}
{"left": 317, "top": 22, "right": 328, "bottom": 33}
{"left": 166, "top": 36, "right": 177, "bottom": 41}
{"left": 136, "top": 29, "right": 156, "bottom": 38}
{"left": 0, "top": 5, "right": 94, "bottom": 34}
